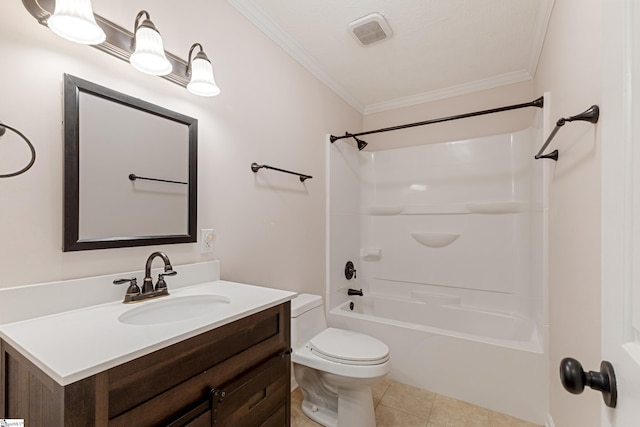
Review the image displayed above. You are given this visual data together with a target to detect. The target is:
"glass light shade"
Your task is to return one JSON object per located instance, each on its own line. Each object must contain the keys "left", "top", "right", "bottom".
{"left": 47, "top": 0, "right": 106, "bottom": 45}
{"left": 187, "top": 56, "right": 220, "bottom": 97}
{"left": 130, "top": 25, "right": 172, "bottom": 76}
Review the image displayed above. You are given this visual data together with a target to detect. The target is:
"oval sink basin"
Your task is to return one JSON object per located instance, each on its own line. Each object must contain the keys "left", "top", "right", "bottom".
{"left": 118, "top": 295, "right": 231, "bottom": 325}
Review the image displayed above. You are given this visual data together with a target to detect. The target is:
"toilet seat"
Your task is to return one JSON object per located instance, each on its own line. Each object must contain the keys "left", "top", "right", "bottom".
{"left": 308, "top": 328, "right": 390, "bottom": 365}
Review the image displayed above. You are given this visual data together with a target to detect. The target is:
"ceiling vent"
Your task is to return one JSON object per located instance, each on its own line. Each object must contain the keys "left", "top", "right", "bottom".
{"left": 348, "top": 13, "right": 393, "bottom": 47}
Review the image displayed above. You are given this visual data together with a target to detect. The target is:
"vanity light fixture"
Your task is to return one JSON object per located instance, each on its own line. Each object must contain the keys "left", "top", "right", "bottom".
{"left": 23, "top": 0, "right": 221, "bottom": 96}
{"left": 47, "top": 0, "right": 106, "bottom": 45}
{"left": 186, "top": 43, "right": 221, "bottom": 97}
{"left": 130, "top": 10, "right": 172, "bottom": 76}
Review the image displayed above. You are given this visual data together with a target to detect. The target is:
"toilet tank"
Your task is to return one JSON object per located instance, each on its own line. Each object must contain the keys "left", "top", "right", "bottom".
{"left": 290, "top": 294, "right": 327, "bottom": 350}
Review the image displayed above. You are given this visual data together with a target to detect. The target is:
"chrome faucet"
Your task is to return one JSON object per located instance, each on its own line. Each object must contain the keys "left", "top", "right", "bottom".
{"left": 113, "top": 251, "right": 177, "bottom": 303}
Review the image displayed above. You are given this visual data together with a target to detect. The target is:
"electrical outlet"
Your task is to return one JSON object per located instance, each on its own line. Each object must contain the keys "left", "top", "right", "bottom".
{"left": 200, "top": 229, "right": 214, "bottom": 253}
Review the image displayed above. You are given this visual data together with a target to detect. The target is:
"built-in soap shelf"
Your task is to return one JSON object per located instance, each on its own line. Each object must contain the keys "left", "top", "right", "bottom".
{"left": 360, "top": 248, "right": 382, "bottom": 261}
{"left": 361, "top": 200, "right": 529, "bottom": 216}
{"left": 410, "top": 232, "right": 460, "bottom": 248}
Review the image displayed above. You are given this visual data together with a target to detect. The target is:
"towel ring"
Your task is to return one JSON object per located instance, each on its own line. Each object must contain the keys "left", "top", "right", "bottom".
{"left": 0, "top": 123, "right": 36, "bottom": 178}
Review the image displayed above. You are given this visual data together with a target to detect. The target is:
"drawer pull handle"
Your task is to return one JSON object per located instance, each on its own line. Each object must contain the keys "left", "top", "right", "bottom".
{"left": 248, "top": 388, "right": 268, "bottom": 411}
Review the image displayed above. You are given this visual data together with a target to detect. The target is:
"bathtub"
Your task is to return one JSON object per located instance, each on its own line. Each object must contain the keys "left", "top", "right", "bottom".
{"left": 336, "top": 293, "right": 541, "bottom": 352}
{"left": 327, "top": 293, "right": 548, "bottom": 425}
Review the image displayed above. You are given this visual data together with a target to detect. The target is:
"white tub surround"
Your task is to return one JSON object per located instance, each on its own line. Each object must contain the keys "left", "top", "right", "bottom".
{"left": 0, "top": 261, "right": 296, "bottom": 385}
{"left": 326, "top": 124, "right": 548, "bottom": 424}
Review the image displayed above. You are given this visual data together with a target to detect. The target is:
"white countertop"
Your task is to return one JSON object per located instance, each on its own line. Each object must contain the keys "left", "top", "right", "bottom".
{"left": 0, "top": 280, "right": 296, "bottom": 386}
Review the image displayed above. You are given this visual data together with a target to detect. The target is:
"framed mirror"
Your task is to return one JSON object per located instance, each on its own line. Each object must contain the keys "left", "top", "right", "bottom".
{"left": 63, "top": 74, "right": 197, "bottom": 251}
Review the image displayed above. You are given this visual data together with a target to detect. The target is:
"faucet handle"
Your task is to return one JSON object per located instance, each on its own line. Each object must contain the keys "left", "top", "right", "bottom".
{"left": 160, "top": 270, "right": 177, "bottom": 277}
{"left": 113, "top": 277, "right": 141, "bottom": 299}
{"left": 156, "top": 270, "right": 177, "bottom": 292}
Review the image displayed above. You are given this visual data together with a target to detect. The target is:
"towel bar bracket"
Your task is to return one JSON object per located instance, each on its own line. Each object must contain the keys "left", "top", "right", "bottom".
{"left": 535, "top": 105, "right": 599, "bottom": 161}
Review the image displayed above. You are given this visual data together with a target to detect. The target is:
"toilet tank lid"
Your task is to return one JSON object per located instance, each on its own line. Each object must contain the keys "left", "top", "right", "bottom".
{"left": 291, "top": 293, "right": 323, "bottom": 317}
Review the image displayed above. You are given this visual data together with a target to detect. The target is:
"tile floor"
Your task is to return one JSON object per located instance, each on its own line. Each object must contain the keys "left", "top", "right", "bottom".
{"left": 290, "top": 378, "right": 543, "bottom": 427}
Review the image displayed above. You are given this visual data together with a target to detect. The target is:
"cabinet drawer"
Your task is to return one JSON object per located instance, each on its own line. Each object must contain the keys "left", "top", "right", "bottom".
{"left": 213, "top": 353, "right": 289, "bottom": 427}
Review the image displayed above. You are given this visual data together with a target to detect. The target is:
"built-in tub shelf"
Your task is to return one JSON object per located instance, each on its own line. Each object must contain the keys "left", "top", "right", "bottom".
{"left": 410, "top": 232, "right": 460, "bottom": 248}
{"left": 360, "top": 248, "right": 382, "bottom": 261}
{"left": 361, "top": 205, "right": 405, "bottom": 215}
{"left": 361, "top": 201, "right": 530, "bottom": 216}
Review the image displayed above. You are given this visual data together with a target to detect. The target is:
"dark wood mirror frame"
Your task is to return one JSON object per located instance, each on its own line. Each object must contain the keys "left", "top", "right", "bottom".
{"left": 63, "top": 74, "right": 197, "bottom": 251}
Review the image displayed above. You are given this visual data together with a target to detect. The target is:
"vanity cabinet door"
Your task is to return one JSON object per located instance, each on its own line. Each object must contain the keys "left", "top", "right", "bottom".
{"left": 212, "top": 352, "right": 289, "bottom": 426}
{"left": 165, "top": 397, "right": 212, "bottom": 427}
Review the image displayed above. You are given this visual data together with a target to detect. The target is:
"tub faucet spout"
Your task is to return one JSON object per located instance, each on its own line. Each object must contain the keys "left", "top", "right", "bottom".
{"left": 348, "top": 288, "right": 364, "bottom": 296}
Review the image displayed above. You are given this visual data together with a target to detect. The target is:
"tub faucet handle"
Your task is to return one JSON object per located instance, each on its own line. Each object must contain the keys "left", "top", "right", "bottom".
{"left": 345, "top": 261, "right": 357, "bottom": 280}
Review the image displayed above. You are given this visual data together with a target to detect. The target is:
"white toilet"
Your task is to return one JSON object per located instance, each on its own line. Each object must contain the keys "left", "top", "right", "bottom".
{"left": 291, "top": 293, "right": 391, "bottom": 427}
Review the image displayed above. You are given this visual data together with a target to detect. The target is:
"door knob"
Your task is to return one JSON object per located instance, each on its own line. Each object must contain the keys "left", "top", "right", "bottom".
{"left": 559, "top": 357, "right": 617, "bottom": 408}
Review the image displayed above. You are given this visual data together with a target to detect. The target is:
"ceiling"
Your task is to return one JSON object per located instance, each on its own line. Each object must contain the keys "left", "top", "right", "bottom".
{"left": 227, "top": 0, "right": 555, "bottom": 114}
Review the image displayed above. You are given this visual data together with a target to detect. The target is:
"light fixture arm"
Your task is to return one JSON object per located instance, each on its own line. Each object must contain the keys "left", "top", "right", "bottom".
{"left": 187, "top": 43, "right": 204, "bottom": 76}
{"left": 134, "top": 10, "right": 151, "bottom": 32}
{"left": 131, "top": 10, "right": 151, "bottom": 50}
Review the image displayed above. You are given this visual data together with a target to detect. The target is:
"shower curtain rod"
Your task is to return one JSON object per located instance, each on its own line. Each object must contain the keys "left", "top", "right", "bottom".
{"left": 329, "top": 96, "right": 544, "bottom": 149}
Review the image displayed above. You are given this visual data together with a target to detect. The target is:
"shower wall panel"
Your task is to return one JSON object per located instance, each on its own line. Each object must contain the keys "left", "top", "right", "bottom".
{"left": 358, "top": 128, "right": 542, "bottom": 317}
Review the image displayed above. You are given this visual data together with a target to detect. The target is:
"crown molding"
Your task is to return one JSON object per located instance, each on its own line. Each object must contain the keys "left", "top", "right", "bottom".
{"left": 363, "top": 70, "right": 533, "bottom": 115}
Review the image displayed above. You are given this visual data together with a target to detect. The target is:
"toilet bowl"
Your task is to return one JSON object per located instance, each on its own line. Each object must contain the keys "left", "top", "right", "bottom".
{"left": 291, "top": 293, "right": 391, "bottom": 427}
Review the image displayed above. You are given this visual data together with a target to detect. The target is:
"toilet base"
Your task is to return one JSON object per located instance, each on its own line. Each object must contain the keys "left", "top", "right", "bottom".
{"left": 301, "top": 399, "right": 337, "bottom": 427}
{"left": 299, "top": 385, "right": 376, "bottom": 427}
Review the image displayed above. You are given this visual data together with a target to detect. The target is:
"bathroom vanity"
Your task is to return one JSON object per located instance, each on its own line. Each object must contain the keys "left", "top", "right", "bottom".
{"left": 0, "top": 261, "right": 295, "bottom": 426}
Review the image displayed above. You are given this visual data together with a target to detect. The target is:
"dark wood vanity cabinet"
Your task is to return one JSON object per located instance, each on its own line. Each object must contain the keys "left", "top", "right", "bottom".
{"left": 0, "top": 302, "right": 291, "bottom": 427}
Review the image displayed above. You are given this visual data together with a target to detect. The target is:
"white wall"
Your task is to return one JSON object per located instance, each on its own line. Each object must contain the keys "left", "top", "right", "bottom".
{"left": 534, "top": 1, "right": 603, "bottom": 426}
{"left": 0, "top": 1, "right": 361, "bottom": 293}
